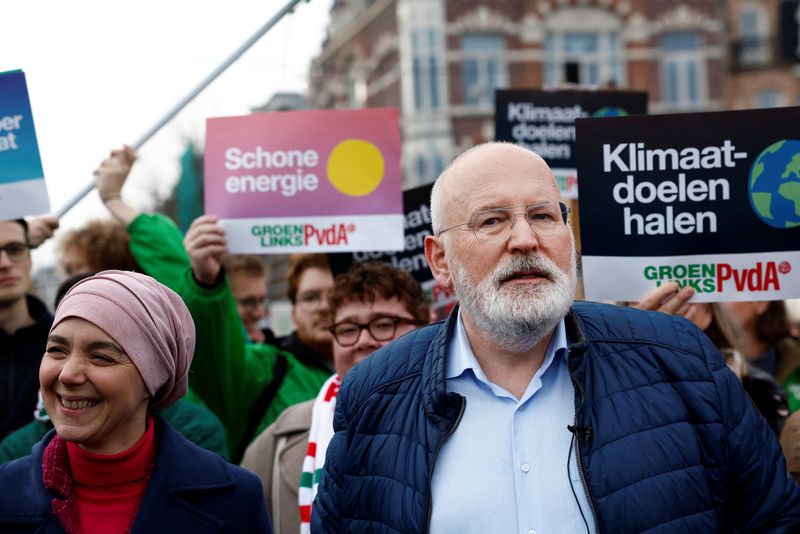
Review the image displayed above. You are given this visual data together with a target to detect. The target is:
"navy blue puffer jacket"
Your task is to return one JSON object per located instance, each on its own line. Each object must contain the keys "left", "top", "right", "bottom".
{"left": 312, "top": 302, "right": 800, "bottom": 533}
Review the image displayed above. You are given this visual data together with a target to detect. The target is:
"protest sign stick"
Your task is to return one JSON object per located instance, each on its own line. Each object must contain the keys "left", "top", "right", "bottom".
{"left": 56, "top": 0, "right": 311, "bottom": 217}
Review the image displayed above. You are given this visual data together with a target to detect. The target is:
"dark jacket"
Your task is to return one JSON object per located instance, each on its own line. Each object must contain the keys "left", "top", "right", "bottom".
{"left": 742, "top": 365, "right": 790, "bottom": 436}
{"left": 0, "top": 295, "right": 53, "bottom": 439}
{"left": 279, "top": 332, "right": 334, "bottom": 375}
{"left": 0, "top": 415, "right": 272, "bottom": 533}
{"left": 313, "top": 302, "right": 800, "bottom": 533}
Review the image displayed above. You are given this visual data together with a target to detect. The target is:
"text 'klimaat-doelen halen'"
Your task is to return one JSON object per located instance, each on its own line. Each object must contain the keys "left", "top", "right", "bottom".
{"left": 604, "top": 139, "right": 745, "bottom": 236}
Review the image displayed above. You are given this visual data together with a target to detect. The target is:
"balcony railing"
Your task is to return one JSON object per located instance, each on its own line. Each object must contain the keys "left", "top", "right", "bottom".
{"left": 730, "top": 37, "right": 791, "bottom": 71}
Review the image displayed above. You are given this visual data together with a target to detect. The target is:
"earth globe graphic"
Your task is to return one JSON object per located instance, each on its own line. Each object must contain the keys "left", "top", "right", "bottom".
{"left": 748, "top": 139, "right": 800, "bottom": 229}
{"left": 592, "top": 107, "right": 628, "bottom": 117}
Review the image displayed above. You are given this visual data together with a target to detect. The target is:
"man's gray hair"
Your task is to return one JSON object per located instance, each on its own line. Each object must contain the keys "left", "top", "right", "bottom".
{"left": 429, "top": 175, "right": 445, "bottom": 236}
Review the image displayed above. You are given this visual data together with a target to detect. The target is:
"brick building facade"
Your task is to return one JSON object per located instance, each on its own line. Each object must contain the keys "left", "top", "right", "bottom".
{"left": 726, "top": 0, "right": 800, "bottom": 108}
{"left": 310, "top": 0, "right": 800, "bottom": 187}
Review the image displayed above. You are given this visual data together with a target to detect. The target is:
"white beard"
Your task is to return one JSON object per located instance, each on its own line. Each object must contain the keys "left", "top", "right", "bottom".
{"left": 449, "top": 249, "right": 577, "bottom": 352}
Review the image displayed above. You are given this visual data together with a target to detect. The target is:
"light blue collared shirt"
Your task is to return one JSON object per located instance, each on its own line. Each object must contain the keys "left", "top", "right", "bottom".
{"left": 429, "top": 313, "right": 596, "bottom": 534}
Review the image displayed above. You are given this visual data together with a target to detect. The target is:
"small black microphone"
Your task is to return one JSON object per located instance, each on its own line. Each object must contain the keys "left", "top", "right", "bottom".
{"left": 567, "top": 424, "right": 593, "bottom": 443}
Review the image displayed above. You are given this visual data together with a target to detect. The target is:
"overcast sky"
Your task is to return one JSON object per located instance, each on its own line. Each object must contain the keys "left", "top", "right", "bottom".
{"left": 2, "top": 0, "right": 332, "bottom": 266}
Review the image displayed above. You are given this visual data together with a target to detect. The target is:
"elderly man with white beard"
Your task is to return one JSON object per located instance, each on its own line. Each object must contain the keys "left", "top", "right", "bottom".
{"left": 312, "top": 142, "right": 800, "bottom": 534}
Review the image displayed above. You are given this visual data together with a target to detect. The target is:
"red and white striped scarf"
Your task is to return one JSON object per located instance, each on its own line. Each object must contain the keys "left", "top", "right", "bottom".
{"left": 298, "top": 374, "right": 340, "bottom": 533}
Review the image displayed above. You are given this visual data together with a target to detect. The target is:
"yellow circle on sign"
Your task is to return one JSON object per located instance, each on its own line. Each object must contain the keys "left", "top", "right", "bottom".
{"left": 327, "top": 139, "right": 385, "bottom": 197}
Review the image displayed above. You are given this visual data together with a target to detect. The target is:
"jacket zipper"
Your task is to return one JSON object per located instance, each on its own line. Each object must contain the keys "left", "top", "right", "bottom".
{"left": 573, "top": 411, "right": 600, "bottom": 534}
{"left": 424, "top": 397, "right": 466, "bottom": 533}
{"left": 568, "top": 346, "right": 600, "bottom": 534}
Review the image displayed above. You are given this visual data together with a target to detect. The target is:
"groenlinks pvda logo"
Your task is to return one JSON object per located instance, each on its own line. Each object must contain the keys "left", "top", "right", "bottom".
{"left": 748, "top": 140, "right": 800, "bottom": 229}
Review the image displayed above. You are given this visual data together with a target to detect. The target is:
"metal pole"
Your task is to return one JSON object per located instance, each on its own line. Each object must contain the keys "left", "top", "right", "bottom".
{"left": 56, "top": 0, "right": 310, "bottom": 217}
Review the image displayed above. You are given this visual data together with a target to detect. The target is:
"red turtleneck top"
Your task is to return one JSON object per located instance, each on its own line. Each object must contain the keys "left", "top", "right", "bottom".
{"left": 66, "top": 414, "right": 156, "bottom": 534}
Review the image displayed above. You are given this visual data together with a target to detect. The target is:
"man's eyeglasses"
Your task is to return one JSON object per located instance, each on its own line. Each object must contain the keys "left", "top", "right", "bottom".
{"left": 437, "top": 201, "right": 570, "bottom": 243}
{"left": 0, "top": 242, "right": 31, "bottom": 263}
{"left": 296, "top": 291, "right": 326, "bottom": 308}
{"left": 236, "top": 296, "right": 268, "bottom": 311}
{"left": 329, "top": 316, "right": 416, "bottom": 347}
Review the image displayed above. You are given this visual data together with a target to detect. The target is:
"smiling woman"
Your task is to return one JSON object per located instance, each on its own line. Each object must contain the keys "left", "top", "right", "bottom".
{"left": 0, "top": 271, "right": 273, "bottom": 533}
{"left": 41, "top": 318, "right": 151, "bottom": 455}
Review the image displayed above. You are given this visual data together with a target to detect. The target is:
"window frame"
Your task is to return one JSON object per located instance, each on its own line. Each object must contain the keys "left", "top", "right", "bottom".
{"left": 460, "top": 33, "right": 507, "bottom": 107}
{"left": 660, "top": 31, "right": 708, "bottom": 109}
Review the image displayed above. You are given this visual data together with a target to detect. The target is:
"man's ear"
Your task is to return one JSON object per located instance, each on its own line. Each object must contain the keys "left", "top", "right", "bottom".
{"left": 425, "top": 234, "right": 454, "bottom": 291}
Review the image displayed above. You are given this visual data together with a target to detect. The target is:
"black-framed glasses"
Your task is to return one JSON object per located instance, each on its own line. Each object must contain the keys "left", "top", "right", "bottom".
{"left": 329, "top": 316, "right": 416, "bottom": 347}
{"left": 0, "top": 242, "right": 31, "bottom": 263}
{"left": 236, "top": 296, "right": 268, "bottom": 311}
{"left": 296, "top": 290, "right": 326, "bottom": 308}
{"left": 438, "top": 201, "right": 570, "bottom": 243}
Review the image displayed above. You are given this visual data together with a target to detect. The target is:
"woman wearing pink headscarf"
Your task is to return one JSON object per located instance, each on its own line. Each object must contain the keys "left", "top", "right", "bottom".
{"left": 0, "top": 271, "right": 272, "bottom": 533}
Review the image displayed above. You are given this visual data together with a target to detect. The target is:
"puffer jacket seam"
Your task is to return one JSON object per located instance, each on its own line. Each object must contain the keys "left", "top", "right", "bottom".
{"left": 597, "top": 460, "right": 711, "bottom": 500}
{"left": 587, "top": 338, "right": 708, "bottom": 361}
{"left": 349, "top": 431, "right": 428, "bottom": 454}
{"left": 345, "top": 372, "right": 423, "bottom": 427}
{"left": 345, "top": 517, "right": 405, "bottom": 533}
{"left": 343, "top": 471, "right": 425, "bottom": 497}
{"left": 594, "top": 418, "right": 721, "bottom": 452}
{"left": 724, "top": 392, "right": 750, "bottom": 439}
{"left": 588, "top": 377, "right": 716, "bottom": 408}
{"left": 708, "top": 362, "right": 734, "bottom": 434}
{"left": 639, "top": 507, "right": 717, "bottom": 533}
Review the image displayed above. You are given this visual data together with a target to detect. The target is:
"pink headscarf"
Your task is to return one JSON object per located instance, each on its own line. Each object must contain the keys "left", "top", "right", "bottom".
{"left": 51, "top": 270, "right": 195, "bottom": 410}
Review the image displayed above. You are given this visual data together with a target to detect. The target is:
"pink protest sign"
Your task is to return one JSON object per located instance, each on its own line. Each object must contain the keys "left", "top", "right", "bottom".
{"left": 205, "top": 108, "right": 404, "bottom": 253}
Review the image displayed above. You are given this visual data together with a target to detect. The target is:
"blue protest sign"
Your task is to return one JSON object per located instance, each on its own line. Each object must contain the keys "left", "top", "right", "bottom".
{"left": 0, "top": 70, "right": 50, "bottom": 218}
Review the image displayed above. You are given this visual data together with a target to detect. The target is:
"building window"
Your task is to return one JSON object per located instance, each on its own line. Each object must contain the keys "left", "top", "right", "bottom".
{"left": 739, "top": 4, "right": 769, "bottom": 66}
{"left": 432, "top": 154, "right": 445, "bottom": 177}
{"left": 348, "top": 62, "right": 367, "bottom": 108}
{"left": 661, "top": 32, "right": 706, "bottom": 108}
{"left": 411, "top": 152, "right": 445, "bottom": 184}
{"left": 756, "top": 89, "right": 784, "bottom": 108}
{"left": 412, "top": 30, "right": 441, "bottom": 111}
{"left": 544, "top": 30, "right": 623, "bottom": 86}
{"left": 461, "top": 34, "right": 505, "bottom": 106}
{"left": 415, "top": 155, "right": 427, "bottom": 182}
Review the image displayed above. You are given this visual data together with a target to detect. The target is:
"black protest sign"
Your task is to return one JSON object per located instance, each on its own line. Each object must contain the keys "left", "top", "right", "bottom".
{"left": 495, "top": 89, "right": 647, "bottom": 198}
{"left": 328, "top": 182, "right": 456, "bottom": 319}
{"left": 576, "top": 107, "right": 800, "bottom": 302}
